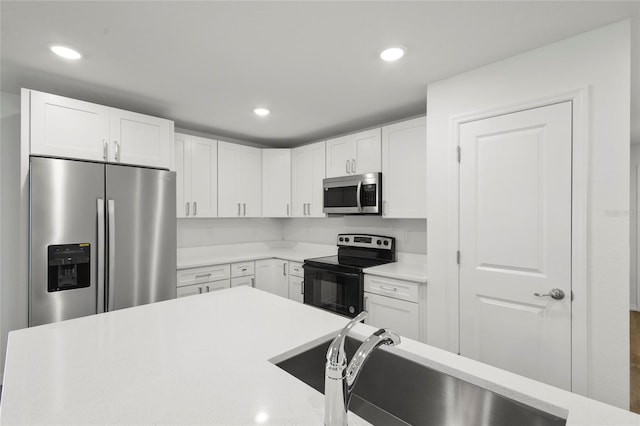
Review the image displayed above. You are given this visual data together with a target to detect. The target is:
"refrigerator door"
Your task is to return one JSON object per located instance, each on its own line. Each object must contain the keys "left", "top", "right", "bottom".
{"left": 105, "top": 164, "right": 176, "bottom": 310}
{"left": 29, "top": 157, "right": 104, "bottom": 326}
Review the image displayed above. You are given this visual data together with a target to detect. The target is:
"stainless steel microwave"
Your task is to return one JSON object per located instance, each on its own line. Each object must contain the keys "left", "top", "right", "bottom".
{"left": 323, "top": 173, "right": 382, "bottom": 215}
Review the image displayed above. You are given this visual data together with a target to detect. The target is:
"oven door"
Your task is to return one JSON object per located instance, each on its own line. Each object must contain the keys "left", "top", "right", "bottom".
{"left": 302, "top": 264, "right": 363, "bottom": 318}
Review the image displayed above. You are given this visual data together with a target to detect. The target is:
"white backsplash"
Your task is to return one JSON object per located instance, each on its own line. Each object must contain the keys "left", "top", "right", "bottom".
{"left": 178, "top": 216, "right": 427, "bottom": 254}
{"left": 177, "top": 218, "right": 284, "bottom": 248}
{"left": 283, "top": 217, "right": 427, "bottom": 254}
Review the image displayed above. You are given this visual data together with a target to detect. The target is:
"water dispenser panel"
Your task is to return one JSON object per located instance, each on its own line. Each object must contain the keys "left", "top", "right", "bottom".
{"left": 47, "top": 244, "right": 91, "bottom": 292}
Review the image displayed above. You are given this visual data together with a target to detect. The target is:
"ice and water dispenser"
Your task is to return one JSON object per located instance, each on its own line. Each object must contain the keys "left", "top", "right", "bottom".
{"left": 47, "top": 244, "right": 91, "bottom": 292}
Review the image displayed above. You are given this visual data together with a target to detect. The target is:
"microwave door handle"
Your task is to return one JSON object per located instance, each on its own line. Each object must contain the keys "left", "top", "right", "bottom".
{"left": 356, "top": 181, "right": 363, "bottom": 212}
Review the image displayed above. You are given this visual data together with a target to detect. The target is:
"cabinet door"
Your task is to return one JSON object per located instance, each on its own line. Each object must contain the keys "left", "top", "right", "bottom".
{"left": 231, "top": 276, "right": 254, "bottom": 288}
{"left": 217, "top": 141, "right": 241, "bottom": 217}
{"left": 291, "top": 146, "right": 311, "bottom": 217}
{"left": 354, "top": 128, "right": 381, "bottom": 174}
{"left": 254, "top": 259, "right": 288, "bottom": 298}
{"left": 109, "top": 107, "right": 173, "bottom": 169}
{"left": 190, "top": 136, "right": 218, "bottom": 218}
{"left": 242, "top": 146, "right": 263, "bottom": 217}
{"left": 381, "top": 117, "right": 426, "bottom": 218}
{"left": 364, "top": 292, "right": 419, "bottom": 340}
{"left": 30, "top": 90, "right": 109, "bottom": 162}
{"left": 204, "top": 279, "right": 231, "bottom": 292}
{"left": 262, "top": 149, "right": 291, "bottom": 217}
{"left": 288, "top": 276, "right": 304, "bottom": 303}
{"left": 325, "top": 135, "right": 354, "bottom": 178}
{"left": 175, "top": 133, "right": 190, "bottom": 218}
{"left": 309, "top": 141, "right": 326, "bottom": 217}
{"left": 177, "top": 283, "right": 204, "bottom": 298}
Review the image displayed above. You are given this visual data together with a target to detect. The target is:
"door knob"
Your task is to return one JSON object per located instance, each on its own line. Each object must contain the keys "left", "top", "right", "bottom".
{"left": 534, "top": 288, "right": 565, "bottom": 300}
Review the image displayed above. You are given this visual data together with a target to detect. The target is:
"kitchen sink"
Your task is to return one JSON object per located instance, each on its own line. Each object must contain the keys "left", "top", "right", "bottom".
{"left": 275, "top": 336, "right": 566, "bottom": 426}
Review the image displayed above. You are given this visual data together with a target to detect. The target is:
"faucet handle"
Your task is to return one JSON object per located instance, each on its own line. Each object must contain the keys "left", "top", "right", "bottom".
{"left": 326, "top": 311, "right": 367, "bottom": 367}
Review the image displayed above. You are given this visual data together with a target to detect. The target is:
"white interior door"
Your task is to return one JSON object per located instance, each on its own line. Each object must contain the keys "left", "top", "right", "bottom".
{"left": 459, "top": 101, "right": 572, "bottom": 390}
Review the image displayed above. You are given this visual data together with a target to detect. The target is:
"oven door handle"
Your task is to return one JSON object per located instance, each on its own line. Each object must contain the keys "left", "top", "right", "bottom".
{"left": 303, "top": 264, "right": 361, "bottom": 279}
{"left": 356, "top": 181, "right": 363, "bottom": 212}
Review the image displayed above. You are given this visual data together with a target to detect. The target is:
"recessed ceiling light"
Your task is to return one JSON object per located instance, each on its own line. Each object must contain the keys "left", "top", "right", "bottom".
{"left": 254, "top": 108, "right": 270, "bottom": 117}
{"left": 50, "top": 45, "right": 82, "bottom": 60}
{"left": 379, "top": 46, "right": 405, "bottom": 62}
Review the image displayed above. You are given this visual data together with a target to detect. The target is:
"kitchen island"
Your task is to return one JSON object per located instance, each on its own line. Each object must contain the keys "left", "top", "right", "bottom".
{"left": 1, "top": 286, "right": 638, "bottom": 425}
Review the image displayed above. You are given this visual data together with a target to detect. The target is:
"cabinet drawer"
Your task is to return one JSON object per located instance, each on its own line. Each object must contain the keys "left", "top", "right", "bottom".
{"left": 289, "top": 261, "right": 304, "bottom": 277}
{"left": 231, "top": 261, "right": 255, "bottom": 277}
{"left": 364, "top": 275, "right": 419, "bottom": 303}
{"left": 231, "top": 276, "right": 254, "bottom": 288}
{"left": 176, "top": 279, "right": 230, "bottom": 297}
{"left": 177, "top": 264, "right": 231, "bottom": 287}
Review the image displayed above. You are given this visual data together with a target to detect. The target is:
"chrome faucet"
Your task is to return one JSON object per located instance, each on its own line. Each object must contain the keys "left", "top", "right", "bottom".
{"left": 324, "top": 311, "right": 401, "bottom": 426}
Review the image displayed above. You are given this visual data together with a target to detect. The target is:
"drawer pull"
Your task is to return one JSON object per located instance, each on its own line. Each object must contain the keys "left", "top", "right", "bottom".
{"left": 379, "top": 285, "right": 398, "bottom": 292}
{"left": 195, "top": 273, "right": 212, "bottom": 278}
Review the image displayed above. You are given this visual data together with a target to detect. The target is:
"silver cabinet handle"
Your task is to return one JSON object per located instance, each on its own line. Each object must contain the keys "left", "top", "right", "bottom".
{"left": 251, "top": 277, "right": 255, "bottom": 287}
{"left": 346, "top": 160, "right": 350, "bottom": 174}
{"left": 283, "top": 263, "right": 287, "bottom": 276}
{"left": 307, "top": 203, "right": 311, "bottom": 216}
{"left": 206, "top": 285, "right": 210, "bottom": 292}
{"left": 286, "top": 203, "right": 289, "bottom": 217}
{"left": 193, "top": 201, "right": 197, "bottom": 216}
{"left": 195, "top": 273, "right": 212, "bottom": 279}
{"left": 303, "top": 203, "right": 307, "bottom": 216}
{"left": 534, "top": 288, "right": 565, "bottom": 300}
{"left": 351, "top": 159, "right": 356, "bottom": 174}
{"left": 103, "top": 139, "right": 108, "bottom": 161}
{"left": 114, "top": 141, "right": 120, "bottom": 162}
{"left": 237, "top": 203, "right": 241, "bottom": 216}
{"left": 243, "top": 203, "right": 246, "bottom": 216}
{"left": 96, "top": 198, "right": 105, "bottom": 313}
{"left": 379, "top": 285, "right": 398, "bottom": 292}
{"left": 198, "top": 287, "right": 203, "bottom": 294}
{"left": 301, "top": 280, "right": 304, "bottom": 294}
{"left": 185, "top": 202, "right": 190, "bottom": 216}
{"left": 107, "top": 199, "right": 116, "bottom": 311}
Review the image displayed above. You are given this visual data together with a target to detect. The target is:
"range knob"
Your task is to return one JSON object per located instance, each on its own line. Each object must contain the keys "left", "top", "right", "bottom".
{"left": 345, "top": 237, "right": 350, "bottom": 243}
{"left": 339, "top": 237, "right": 344, "bottom": 242}
{"left": 376, "top": 240, "right": 382, "bottom": 245}
{"left": 383, "top": 240, "right": 389, "bottom": 246}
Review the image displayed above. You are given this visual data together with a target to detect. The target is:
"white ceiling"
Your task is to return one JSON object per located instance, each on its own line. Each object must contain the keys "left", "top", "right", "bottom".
{"left": 1, "top": 1, "right": 639, "bottom": 147}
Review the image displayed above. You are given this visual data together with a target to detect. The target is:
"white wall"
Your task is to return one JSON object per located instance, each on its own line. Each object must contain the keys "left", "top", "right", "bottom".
{"left": 426, "top": 21, "right": 630, "bottom": 408}
{"left": 631, "top": 145, "right": 640, "bottom": 312}
{"left": 177, "top": 218, "right": 283, "bottom": 248}
{"left": 283, "top": 217, "right": 427, "bottom": 254}
{"left": 0, "top": 91, "right": 23, "bottom": 380}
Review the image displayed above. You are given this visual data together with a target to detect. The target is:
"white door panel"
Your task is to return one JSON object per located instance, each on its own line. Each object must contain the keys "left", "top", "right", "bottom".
{"left": 459, "top": 101, "right": 572, "bottom": 390}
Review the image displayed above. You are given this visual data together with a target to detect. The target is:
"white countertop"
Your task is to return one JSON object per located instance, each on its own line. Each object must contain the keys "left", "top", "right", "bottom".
{"left": 1, "top": 287, "right": 638, "bottom": 425}
{"left": 177, "top": 241, "right": 428, "bottom": 283}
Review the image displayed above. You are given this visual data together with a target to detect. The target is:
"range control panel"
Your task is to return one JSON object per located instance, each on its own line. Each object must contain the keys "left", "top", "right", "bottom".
{"left": 337, "top": 234, "right": 394, "bottom": 250}
{"left": 47, "top": 243, "right": 91, "bottom": 292}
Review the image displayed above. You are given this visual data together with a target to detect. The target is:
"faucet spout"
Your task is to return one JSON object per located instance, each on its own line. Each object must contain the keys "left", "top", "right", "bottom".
{"left": 324, "top": 312, "right": 401, "bottom": 426}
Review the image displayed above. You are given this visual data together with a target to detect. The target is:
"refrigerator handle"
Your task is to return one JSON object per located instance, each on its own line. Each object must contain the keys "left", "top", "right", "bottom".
{"left": 97, "top": 199, "right": 105, "bottom": 313}
{"left": 107, "top": 199, "right": 116, "bottom": 311}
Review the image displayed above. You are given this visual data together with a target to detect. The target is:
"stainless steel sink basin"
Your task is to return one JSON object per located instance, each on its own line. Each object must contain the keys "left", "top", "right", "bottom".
{"left": 275, "top": 336, "right": 566, "bottom": 426}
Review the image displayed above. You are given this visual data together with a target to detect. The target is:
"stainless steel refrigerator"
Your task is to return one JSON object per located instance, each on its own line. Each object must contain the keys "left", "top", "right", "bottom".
{"left": 29, "top": 156, "right": 176, "bottom": 326}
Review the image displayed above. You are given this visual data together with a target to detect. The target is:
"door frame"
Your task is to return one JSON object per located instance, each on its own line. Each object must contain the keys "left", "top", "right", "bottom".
{"left": 450, "top": 87, "right": 589, "bottom": 396}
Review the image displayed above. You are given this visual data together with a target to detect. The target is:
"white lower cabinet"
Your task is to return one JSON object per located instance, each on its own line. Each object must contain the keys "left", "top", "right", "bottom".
{"left": 288, "top": 261, "right": 304, "bottom": 303}
{"left": 254, "top": 259, "right": 289, "bottom": 298}
{"left": 231, "top": 276, "right": 254, "bottom": 288}
{"left": 177, "top": 279, "right": 231, "bottom": 298}
{"left": 364, "top": 275, "right": 421, "bottom": 340}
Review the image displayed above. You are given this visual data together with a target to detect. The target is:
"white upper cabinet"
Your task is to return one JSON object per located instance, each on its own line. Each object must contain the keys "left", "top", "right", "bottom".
{"left": 29, "top": 89, "right": 174, "bottom": 169}
{"left": 218, "top": 141, "right": 262, "bottom": 217}
{"left": 175, "top": 133, "right": 217, "bottom": 219}
{"left": 262, "top": 149, "right": 291, "bottom": 217}
{"left": 381, "top": 117, "right": 427, "bottom": 218}
{"left": 29, "top": 90, "right": 110, "bottom": 162}
{"left": 291, "top": 141, "right": 325, "bottom": 217}
{"left": 108, "top": 108, "right": 173, "bottom": 169}
{"left": 325, "top": 128, "right": 381, "bottom": 178}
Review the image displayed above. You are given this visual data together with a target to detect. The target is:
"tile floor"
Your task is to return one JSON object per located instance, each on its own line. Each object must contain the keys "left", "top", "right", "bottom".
{"left": 631, "top": 311, "right": 640, "bottom": 413}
